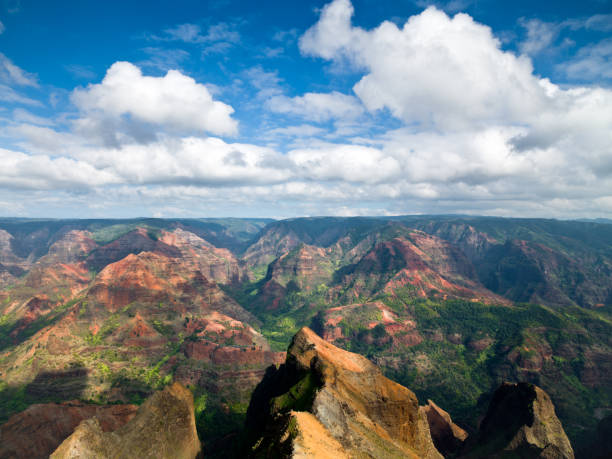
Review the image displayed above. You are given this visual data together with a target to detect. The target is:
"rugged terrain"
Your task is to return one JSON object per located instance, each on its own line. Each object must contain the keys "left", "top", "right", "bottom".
{"left": 0, "top": 216, "right": 610, "bottom": 456}
{"left": 246, "top": 327, "right": 442, "bottom": 458}
{"left": 51, "top": 382, "right": 200, "bottom": 459}
{"left": 245, "top": 328, "right": 574, "bottom": 459}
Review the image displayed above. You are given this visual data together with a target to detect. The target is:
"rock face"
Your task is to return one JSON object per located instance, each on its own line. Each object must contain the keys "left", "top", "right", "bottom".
{"left": 421, "top": 399, "right": 468, "bottom": 457}
{"left": 0, "top": 401, "right": 137, "bottom": 459}
{"left": 246, "top": 327, "right": 442, "bottom": 458}
{"left": 463, "top": 382, "right": 574, "bottom": 458}
{"left": 51, "top": 382, "right": 200, "bottom": 459}
{"left": 336, "top": 234, "right": 509, "bottom": 305}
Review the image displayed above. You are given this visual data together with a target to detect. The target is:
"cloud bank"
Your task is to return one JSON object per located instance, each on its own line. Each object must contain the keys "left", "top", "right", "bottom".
{"left": 0, "top": 0, "right": 611, "bottom": 219}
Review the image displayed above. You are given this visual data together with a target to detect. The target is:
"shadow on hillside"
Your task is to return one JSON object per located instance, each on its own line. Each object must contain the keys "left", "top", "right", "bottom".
{"left": 0, "top": 365, "right": 89, "bottom": 424}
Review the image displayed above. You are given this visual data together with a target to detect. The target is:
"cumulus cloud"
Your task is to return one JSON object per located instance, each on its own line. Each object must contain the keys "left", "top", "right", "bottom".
{"left": 2, "top": 1, "right": 612, "bottom": 220}
{"left": 1, "top": 135, "right": 293, "bottom": 189}
{"left": 299, "top": 1, "right": 612, "bottom": 148}
{"left": 289, "top": 144, "right": 399, "bottom": 183}
{"left": 71, "top": 61, "right": 238, "bottom": 143}
{"left": 301, "top": 1, "right": 548, "bottom": 130}
{"left": 84, "top": 137, "right": 291, "bottom": 186}
{"left": 0, "top": 147, "right": 119, "bottom": 190}
{"left": 266, "top": 91, "right": 364, "bottom": 122}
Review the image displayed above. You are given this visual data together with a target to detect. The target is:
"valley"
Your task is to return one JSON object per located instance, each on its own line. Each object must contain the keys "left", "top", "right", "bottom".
{"left": 0, "top": 216, "right": 611, "bottom": 457}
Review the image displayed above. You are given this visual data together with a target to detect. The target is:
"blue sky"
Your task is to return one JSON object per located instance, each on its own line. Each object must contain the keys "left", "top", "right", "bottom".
{"left": 0, "top": 0, "right": 610, "bottom": 218}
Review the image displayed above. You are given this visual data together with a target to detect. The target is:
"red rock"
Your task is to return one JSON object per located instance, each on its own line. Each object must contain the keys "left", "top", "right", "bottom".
{"left": 0, "top": 401, "right": 137, "bottom": 459}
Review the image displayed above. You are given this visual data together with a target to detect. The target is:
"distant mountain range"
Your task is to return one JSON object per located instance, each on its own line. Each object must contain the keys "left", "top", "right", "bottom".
{"left": 0, "top": 216, "right": 610, "bottom": 457}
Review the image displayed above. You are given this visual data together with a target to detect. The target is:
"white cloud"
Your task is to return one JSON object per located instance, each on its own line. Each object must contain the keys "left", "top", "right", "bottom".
{"left": 84, "top": 137, "right": 291, "bottom": 186}
{"left": 241, "top": 66, "right": 284, "bottom": 102}
{"left": 558, "top": 38, "right": 612, "bottom": 81}
{"left": 267, "top": 124, "right": 327, "bottom": 137}
{"left": 8, "top": 124, "right": 87, "bottom": 156}
{"left": 300, "top": 0, "right": 358, "bottom": 61}
{"left": 518, "top": 18, "right": 559, "bottom": 56}
{"left": 64, "top": 64, "right": 97, "bottom": 80}
{"left": 0, "top": 53, "right": 37, "bottom": 87}
{"left": 414, "top": 0, "right": 474, "bottom": 14}
{"left": 12, "top": 108, "right": 54, "bottom": 126}
{"left": 300, "top": 2, "right": 548, "bottom": 130}
{"left": 565, "top": 14, "right": 612, "bottom": 33}
{"left": 164, "top": 23, "right": 202, "bottom": 42}
{"left": 2, "top": 1, "right": 612, "bottom": 220}
{"left": 299, "top": 1, "right": 612, "bottom": 152}
{"left": 583, "top": 14, "right": 612, "bottom": 32}
{"left": 289, "top": 144, "right": 400, "bottom": 183}
{"left": 71, "top": 61, "right": 238, "bottom": 141}
{"left": 138, "top": 47, "right": 190, "bottom": 72}
{"left": 0, "top": 147, "right": 119, "bottom": 190}
{"left": 266, "top": 91, "right": 364, "bottom": 122}
{"left": 0, "top": 20, "right": 4, "bottom": 34}
{"left": 162, "top": 22, "right": 241, "bottom": 45}
{"left": 1, "top": 135, "right": 293, "bottom": 189}
{"left": 0, "top": 84, "right": 42, "bottom": 106}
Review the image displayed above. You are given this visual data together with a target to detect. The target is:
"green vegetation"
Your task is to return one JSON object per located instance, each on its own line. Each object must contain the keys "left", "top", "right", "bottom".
{"left": 194, "top": 393, "right": 250, "bottom": 458}
{"left": 0, "top": 297, "right": 83, "bottom": 351}
{"left": 271, "top": 372, "right": 319, "bottom": 413}
{"left": 0, "top": 381, "right": 28, "bottom": 424}
{"left": 84, "top": 313, "right": 120, "bottom": 345}
{"left": 334, "top": 297, "right": 612, "bottom": 446}
{"left": 152, "top": 319, "right": 174, "bottom": 337}
{"left": 90, "top": 223, "right": 144, "bottom": 244}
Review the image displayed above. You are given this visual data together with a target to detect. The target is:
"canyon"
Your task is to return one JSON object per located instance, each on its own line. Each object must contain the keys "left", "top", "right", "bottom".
{"left": 0, "top": 216, "right": 610, "bottom": 457}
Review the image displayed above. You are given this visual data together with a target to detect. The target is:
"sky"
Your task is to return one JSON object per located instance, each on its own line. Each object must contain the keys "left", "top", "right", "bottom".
{"left": 0, "top": 0, "right": 611, "bottom": 219}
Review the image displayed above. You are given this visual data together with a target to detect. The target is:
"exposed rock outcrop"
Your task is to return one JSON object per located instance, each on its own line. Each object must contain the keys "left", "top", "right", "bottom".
{"left": 421, "top": 399, "right": 468, "bottom": 457}
{"left": 246, "top": 327, "right": 442, "bottom": 458}
{"left": 0, "top": 401, "right": 137, "bottom": 459}
{"left": 51, "top": 382, "right": 200, "bottom": 459}
{"left": 462, "top": 382, "right": 574, "bottom": 458}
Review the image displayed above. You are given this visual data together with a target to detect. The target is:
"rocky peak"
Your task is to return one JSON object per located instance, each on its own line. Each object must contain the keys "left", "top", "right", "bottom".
{"left": 463, "top": 382, "right": 574, "bottom": 458}
{"left": 0, "top": 401, "right": 137, "bottom": 459}
{"left": 51, "top": 382, "right": 200, "bottom": 459}
{"left": 421, "top": 399, "right": 468, "bottom": 457}
{"left": 246, "top": 326, "right": 442, "bottom": 458}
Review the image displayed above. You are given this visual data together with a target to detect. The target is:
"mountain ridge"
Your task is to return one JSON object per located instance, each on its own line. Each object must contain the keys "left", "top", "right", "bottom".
{"left": 0, "top": 215, "right": 610, "bottom": 456}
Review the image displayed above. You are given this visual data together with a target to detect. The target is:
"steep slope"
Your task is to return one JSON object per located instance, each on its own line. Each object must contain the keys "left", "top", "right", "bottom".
{"left": 0, "top": 241, "right": 283, "bottom": 444}
{"left": 315, "top": 298, "right": 612, "bottom": 450}
{"left": 0, "top": 401, "right": 137, "bottom": 459}
{"left": 246, "top": 327, "right": 442, "bottom": 458}
{"left": 51, "top": 382, "right": 200, "bottom": 459}
{"left": 0, "top": 230, "right": 97, "bottom": 350}
{"left": 159, "top": 227, "right": 247, "bottom": 284}
{"left": 85, "top": 227, "right": 180, "bottom": 272}
{"left": 334, "top": 232, "right": 508, "bottom": 304}
{"left": 421, "top": 399, "right": 468, "bottom": 457}
{"left": 462, "top": 382, "right": 574, "bottom": 458}
{"left": 410, "top": 217, "right": 612, "bottom": 309}
{"left": 242, "top": 217, "right": 386, "bottom": 276}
